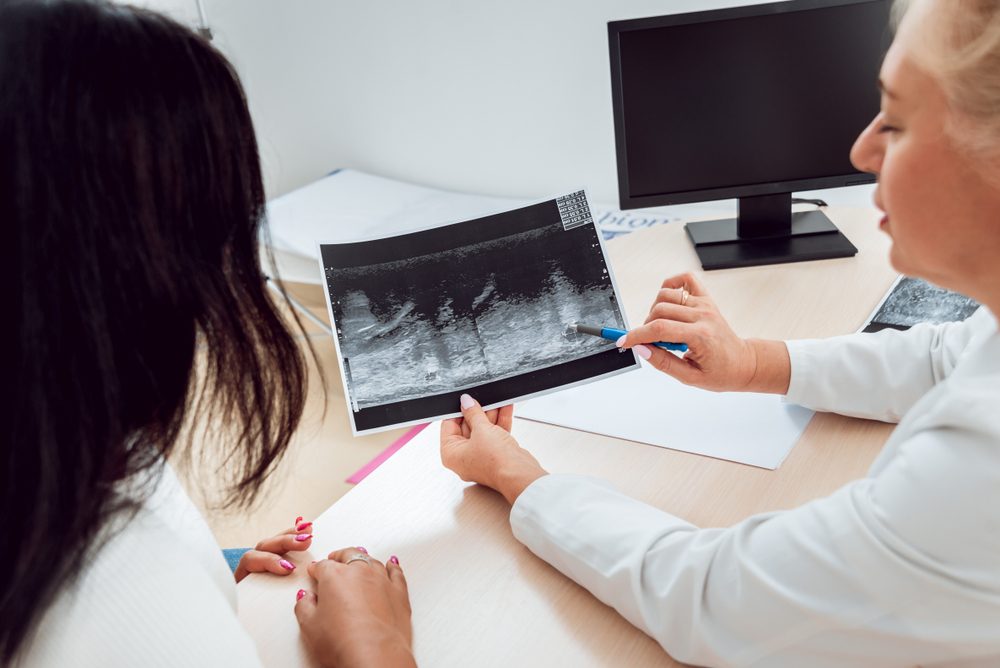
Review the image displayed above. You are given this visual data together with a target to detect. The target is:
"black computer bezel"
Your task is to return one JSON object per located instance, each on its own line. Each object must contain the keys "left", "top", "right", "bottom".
{"left": 607, "top": 0, "right": 884, "bottom": 210}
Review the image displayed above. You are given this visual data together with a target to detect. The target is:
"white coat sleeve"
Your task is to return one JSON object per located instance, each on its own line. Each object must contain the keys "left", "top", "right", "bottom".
{"left": 511, "top": 380, "right": 1000, "bottom": 668}
{"left": 784, "top": 308, "right": 990, "bottom": 422}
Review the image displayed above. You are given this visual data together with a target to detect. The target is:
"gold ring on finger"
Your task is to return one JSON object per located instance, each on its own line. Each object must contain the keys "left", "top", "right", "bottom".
{"left": 680, "top": 289, "right": 690, "bottom": 306}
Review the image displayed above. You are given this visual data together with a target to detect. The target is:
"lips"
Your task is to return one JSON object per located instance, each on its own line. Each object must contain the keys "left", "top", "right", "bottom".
{"left": 873, "top": 192, "right": 888, "bottom": 229}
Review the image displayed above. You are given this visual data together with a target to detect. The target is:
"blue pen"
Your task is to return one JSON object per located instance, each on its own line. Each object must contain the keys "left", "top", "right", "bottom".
{"left": 570, "top": 322, "right": 688, "bottom": 353}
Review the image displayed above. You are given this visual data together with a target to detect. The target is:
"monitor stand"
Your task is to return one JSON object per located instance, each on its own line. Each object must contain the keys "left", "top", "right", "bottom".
{"left": 684, "top": 192, "right": 857, "bottom": 270}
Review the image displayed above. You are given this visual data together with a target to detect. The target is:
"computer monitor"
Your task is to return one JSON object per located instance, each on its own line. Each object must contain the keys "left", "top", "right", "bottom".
{"left": 608, "top": 0, "right": 891, "bottom": 270}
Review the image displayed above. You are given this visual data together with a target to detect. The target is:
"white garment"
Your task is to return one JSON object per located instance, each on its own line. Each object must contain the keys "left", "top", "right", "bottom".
{"left": 510, "top": 308, "right": 1000, "bottom": 667}
{"left": 19, "top": 465, "right": 263, "bottom": 667}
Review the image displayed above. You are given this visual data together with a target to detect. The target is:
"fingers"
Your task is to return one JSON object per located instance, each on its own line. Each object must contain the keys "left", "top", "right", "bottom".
{"left": 234, "top": 549, "right": 299, "bottom": 582}
{"left": 617, "top": 325, "right": 701, "bottom": 385}
{"left": 482, "top": 406, "right": 512, "bottom": 430}
{"left": 644, "top": 300, "right": 699, "bottom": 325}
{"left": 497, "top": 404, "right": 514, "bottom": 432}
{"left": 254, "top": 531, "right": 313, "bottom": 554}
{"left": 327, "top": 546, "right": 384, "bottom": 570}
{"left": 278, "top": 517, "right": 314, "bottom": 534}
{"left": 293, "top": 587, "right": 317, "bottom": 626}
{"left": 440, "top": 417, "right": 470, "bottom": 471}
{"left": 660, "top": 272, "right": 708, "bottom": 297}
{"left": 622, "top": 319, "right": 695, "bottom": 349}
{"left": 458, "top": 394, "right": 491, "bottom": 430}
{"left": 440, "top": 417, "right": 464, "bottom": 441}
{"left": 386, "top": 555, "right": 409, "bottom": 600}
{"left": 649, "top": 286, "right": 694, "bottom": 312}
{"left": 642, "top": 345, "right": 700, "bottom": 384}
{"left": 307, "top": 546, "right": 393, "bottom": 594}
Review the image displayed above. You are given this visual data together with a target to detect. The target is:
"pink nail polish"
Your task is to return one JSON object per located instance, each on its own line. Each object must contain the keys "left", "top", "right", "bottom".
{"left": 296, "top": 589, "right": 306, "bottom": 601}
{"left": 460, "top": 393, "right": 474, "bottom": 410}
{"left": 389, "top": 555, "right": 400, "bottom": 566}
{"left": 294, "top": 516, "right": 303, "bottom": 525}
{"left": 279, "top": 559, "right": 295, "bottom": 571}
{"left": 295, "top": 534, "right": 312, "bottom": 542}
{"left": 357, "top": 546, "right": 368, "bottom": 554}
{"left": 615, "top": 334, "right": 627, "bottom": 347}
{"left": 634, "top": 344, "right": 652, "bottom": 360}
{"left": 296, "top": 521, "right": 312, "bottom": 532}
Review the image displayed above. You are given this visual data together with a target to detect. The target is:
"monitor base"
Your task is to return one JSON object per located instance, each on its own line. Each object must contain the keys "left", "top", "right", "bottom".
{"left": 684, "top": 210, "right": 858, "bottom": 270}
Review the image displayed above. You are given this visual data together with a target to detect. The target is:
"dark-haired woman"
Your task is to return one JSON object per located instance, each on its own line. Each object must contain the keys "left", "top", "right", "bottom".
{"left": 1, "top": 1, "right": 413, "bottom": 666}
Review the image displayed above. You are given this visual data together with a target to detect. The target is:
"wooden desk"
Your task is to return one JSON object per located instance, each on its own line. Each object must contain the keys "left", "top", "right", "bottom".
{"left": 238, "top": 207, "right": 899, "bottom": 666}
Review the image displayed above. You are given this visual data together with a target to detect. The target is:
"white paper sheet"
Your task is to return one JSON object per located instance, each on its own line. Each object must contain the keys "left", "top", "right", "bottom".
{"left": 518, "top": 361, "right": 814, "bottom": 469}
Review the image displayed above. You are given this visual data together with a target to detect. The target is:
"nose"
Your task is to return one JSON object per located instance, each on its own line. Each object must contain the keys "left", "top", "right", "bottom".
{"left": 850, "top": 114, "right": 884, "bottom": 176}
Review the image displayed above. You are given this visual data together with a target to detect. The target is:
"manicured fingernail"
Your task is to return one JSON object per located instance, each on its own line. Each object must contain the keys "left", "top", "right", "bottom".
{"left": 460, "top": 393, "right": 474, "bottom": 410}
{"left": 296, "top": 521, "right": 312, "bottom": 532}
{"left": 279, "top": 559, "right": 295, "bottom": 571}
{"left": 615, "top": 334, "right": 627, "bottom": 347}
{"left": 296, "top": 589, "right": 306, "bottom": 601}
{"left": 295, "top": 534, "right": 312, "bottom": 542}
{"left": 389, "top": 555, "right": 399, "bottom": 566}
{"left": 294, "top": 516, "right": 303, "bottom": 525}
{"left": 357, "top": 546, "right": 368, "bottom": 554}
{"left": 633, "top": 344, "right": 652, "bottom": 360}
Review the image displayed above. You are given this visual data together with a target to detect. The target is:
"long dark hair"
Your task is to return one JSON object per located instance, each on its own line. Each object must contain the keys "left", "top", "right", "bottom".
{"left": 0, "top": 0, "right": 309, "bottom": 661}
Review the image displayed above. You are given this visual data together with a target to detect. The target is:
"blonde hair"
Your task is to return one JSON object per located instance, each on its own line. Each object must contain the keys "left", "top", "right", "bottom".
{"left": 895, "top": 0, "right": 1000, "bottom": 164}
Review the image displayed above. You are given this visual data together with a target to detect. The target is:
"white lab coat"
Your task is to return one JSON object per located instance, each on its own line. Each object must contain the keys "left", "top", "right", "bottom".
{"left": 510, "top": 308, "right": 1000, "bottom": 667}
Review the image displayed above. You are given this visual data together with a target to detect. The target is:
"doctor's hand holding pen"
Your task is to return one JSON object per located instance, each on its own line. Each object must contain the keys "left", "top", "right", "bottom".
{"left": 440, "top": 271, "right": 797, "bottom": 500}
{"left": 616, "top": 272, "right": 792, "bottom": 395}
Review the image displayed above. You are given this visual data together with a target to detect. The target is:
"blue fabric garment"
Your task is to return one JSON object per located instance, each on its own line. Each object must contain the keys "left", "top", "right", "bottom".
{"left": 222, "top": 547, "right": 252, "bottom": 574}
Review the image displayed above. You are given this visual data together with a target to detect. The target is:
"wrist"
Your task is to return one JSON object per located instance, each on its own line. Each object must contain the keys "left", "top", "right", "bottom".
{"left": 331, "top": 626, "right": 414, "bottom": 668}
{"left": 495, "top": 462, "right": 547, "bottom": 505}
{"left": 745, "top": 339, "right": 791, "bottom": 394}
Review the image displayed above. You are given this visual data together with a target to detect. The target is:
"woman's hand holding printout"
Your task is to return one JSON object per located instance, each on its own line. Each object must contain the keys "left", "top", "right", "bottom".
{"left": 617, "top": 272, "right": 792, "bottom": 395}
{"left": 440, "top": 395, "right": 547, "bottom": 505}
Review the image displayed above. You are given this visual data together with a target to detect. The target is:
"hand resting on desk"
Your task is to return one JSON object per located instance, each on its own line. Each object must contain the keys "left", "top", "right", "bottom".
{"left": 296, "top": 547, "right": 415, "bottom": 668}
{"left": 617, "top": 272, "right": 792, "bottom": 395}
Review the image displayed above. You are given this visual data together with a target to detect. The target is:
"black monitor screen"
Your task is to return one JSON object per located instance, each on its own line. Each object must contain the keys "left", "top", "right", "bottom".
{"left": 611, "top": 0, "right": 890, "bottom": 205}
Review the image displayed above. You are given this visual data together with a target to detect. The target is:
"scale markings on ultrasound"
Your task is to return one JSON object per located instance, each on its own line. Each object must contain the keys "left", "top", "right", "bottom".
{"left": 557, "top": 191, "right": 594, "bottom": 231}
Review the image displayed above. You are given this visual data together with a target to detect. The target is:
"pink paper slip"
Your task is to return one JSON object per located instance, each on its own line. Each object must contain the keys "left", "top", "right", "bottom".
{"left": 346, "top": 423, "right": 430, "bottom": 484}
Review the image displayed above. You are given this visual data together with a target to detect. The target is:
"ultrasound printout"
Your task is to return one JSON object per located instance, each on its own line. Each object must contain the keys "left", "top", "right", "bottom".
{"left": 319, "top": 191, "right": 638, "bottom": 434}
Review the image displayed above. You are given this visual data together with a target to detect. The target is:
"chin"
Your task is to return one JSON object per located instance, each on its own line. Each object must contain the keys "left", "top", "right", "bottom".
{"left": 889, "top": 253, "right": 953, "bottom": 291}
{"left": 887, "top": 250, "right": 920, "bottom": 281}
{"left": 887, "top": 246, "right": 906, "bottom": 274}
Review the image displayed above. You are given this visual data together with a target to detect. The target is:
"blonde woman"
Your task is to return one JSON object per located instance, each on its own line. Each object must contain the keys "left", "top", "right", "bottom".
{"left": 441, "top": 0, "right": 1000, "bottom": 665}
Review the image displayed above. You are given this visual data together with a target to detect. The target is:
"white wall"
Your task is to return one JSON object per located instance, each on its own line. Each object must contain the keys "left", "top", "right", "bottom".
{"left": 127, "top": 0, "right": 790, "bottom": 203}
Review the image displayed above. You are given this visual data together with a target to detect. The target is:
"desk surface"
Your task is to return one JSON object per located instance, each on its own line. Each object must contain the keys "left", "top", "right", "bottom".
{"left": 238, "top": 207, "right": 899, "bottom": 666}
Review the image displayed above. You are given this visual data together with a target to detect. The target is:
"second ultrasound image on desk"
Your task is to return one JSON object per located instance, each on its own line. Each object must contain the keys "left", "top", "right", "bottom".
{"left": 862, "top": 277, "right": 980, "bottom": 333}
